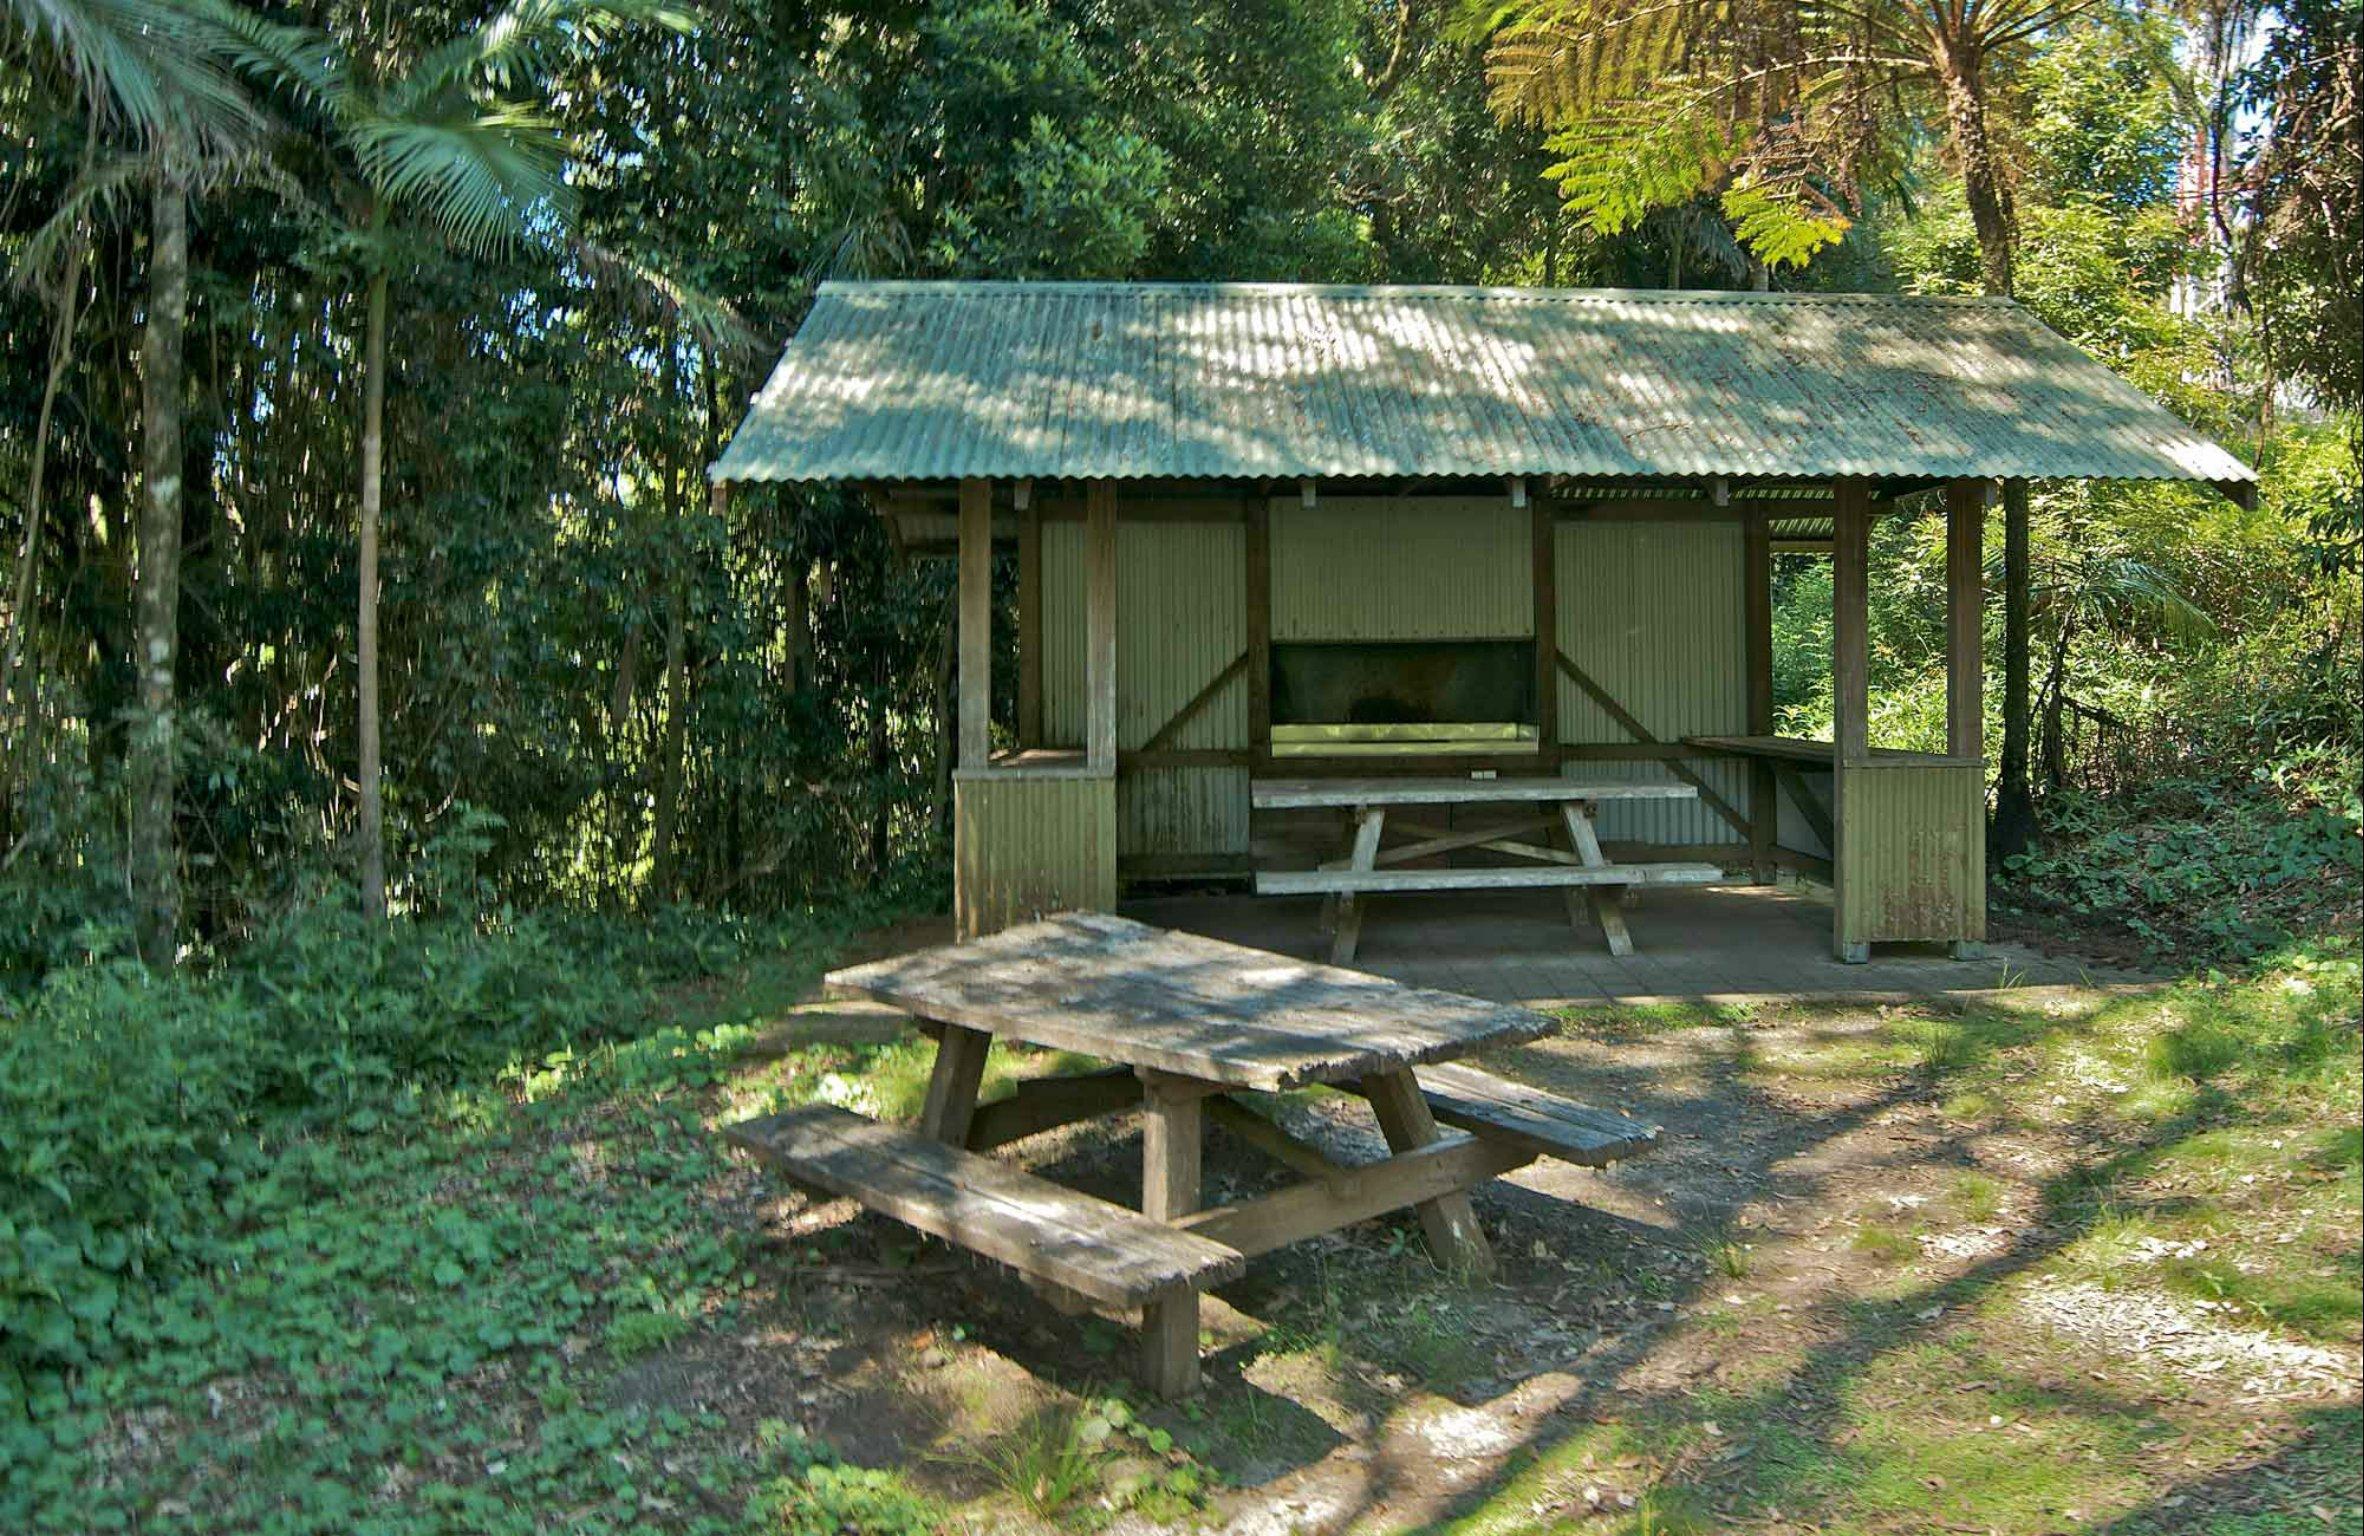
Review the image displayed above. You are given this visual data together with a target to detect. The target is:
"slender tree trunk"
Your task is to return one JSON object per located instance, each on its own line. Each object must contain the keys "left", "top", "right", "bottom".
{"left": 1934, "top": 29, "right": 2035, "bottom": 859}
{"left": 647, "top": 575, "right": 690, "bottom": 899}
{"left": 649, "top": 350, "right": 699, "bottom": 900}
{"left": 1994, "top": 478, "right": 2036, "bottom": 853}
{"left": 866, "top": 649, "right": 890, "bottom": 881}
{"left": 131, "top": 175, "right": 189, "bottom": 969}
{"left": 2038, "top": 610, "right": 2076, "bottom": 791}
{"left": 357, "top": 267, "right": 389, "bottom": 918}
{"left": 0, "top": 234, "right": 87, "bottom": 793}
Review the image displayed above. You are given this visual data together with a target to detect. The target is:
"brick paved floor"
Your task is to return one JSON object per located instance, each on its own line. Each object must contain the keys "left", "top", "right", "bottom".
{"left": 1123, "top": 882, "right": 2153, "bottom": 1007}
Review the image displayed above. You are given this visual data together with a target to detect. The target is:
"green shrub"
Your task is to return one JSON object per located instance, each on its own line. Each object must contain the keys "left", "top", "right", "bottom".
{"left": 2001, "top": 753, "right": 2362, "bottom": 963}
{"left": 0, "top": 897, "right": 777, "bottom": 1421}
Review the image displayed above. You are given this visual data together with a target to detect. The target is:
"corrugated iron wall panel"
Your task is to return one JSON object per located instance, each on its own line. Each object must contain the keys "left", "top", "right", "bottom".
{"left": 953, "top": 775, "right": 1117, "bottom": 936}
{"left": 1836, "top": 763, "right": 1986, "bottom": 944}
{"left": 1272, "top": 499, "right": 1528, "bottom": 640}
{"left": 1042, "top": 514, "right": 1249, "bottom": 855}
{"left": 1556, "top": 521, "right": 1748, "bottom": 846}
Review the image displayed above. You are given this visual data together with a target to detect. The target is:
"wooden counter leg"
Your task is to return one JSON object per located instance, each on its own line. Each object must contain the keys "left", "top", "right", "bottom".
{"left": 1141, "top": 1073, "right": 1205, "bottom": 1396}
{"left": 1362, "top": 1068, "right": 1496, "bottom": 1280}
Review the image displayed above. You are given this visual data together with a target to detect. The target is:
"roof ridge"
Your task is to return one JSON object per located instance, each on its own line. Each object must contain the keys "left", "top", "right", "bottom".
{"left": 812, "top": 279, "right": 2017, "bottom": 306}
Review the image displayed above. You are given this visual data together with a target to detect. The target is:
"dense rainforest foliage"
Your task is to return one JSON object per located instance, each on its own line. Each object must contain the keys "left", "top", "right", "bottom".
{"left": 1, "top": 0, "right": 2354, "bottom": 966}
{"left": 0, "top": 0, "right": 2356, "bottom": 1456}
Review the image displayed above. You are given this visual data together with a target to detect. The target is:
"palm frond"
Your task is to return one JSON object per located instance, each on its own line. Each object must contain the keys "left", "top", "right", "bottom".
{"left": 572, "top": 239, "right": 771, "bottom": 359}
{"left": 348, "top": 102, "right": 569, "bottom": 255}
{"left": 7, "top": 150, "right": 145, "bottom": 285}
{"left": 392, "top": 0, "right": 691, "bottom": 111}
{"left": 6, "top": 0, "right": 266, "bottom": 150}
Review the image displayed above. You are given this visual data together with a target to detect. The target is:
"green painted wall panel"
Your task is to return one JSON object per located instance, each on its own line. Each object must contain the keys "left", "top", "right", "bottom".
{"left": 953, "top": 774, "right": 1117, "bottom": 936}
{"left": 1835, "top": 763, "right": 1986, "bottom": 945}
{"left": 1555, "top": 521, "right": 1748, "bottom": 846}
{"left": 1271, "top": 499, "right": 1529, "bottom": 640}
{"left": 1043, "top": 515, "right": 1249, "bottom": 855}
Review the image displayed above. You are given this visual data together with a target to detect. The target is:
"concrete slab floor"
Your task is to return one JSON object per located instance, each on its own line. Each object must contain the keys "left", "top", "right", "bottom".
{"left": 1121, "top": 882, "right": 2156, "bottom": 1008}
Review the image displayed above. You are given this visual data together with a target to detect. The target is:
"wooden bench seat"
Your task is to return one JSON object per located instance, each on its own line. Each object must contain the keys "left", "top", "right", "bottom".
{"left": 1338, "top": 1064, "right": 1660, "bottom": 1167}
{"left": 1254, "top": 860, "right": 1723, "bottom": 897}
{"left": 727, "top": 1105, "right": 1246, "bottom": 1309}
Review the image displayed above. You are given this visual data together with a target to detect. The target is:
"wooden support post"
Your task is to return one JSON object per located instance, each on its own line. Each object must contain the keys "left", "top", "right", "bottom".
{"left": 917, "top": 1022, "right": 992, "bottom": 1148}
{"left": 1017, "top": 502, "right": 1042, "bottom": 749}
{"left": 1832, "top": 479, "right": 1872, "bottom": 963}
{"left": 1140, "top": 1073, "right": 1204, "bottom": 1397}
{"left": 1329, "top": 806, "right": 1386, "bottom": 967}
{"left": 1532, "top": 501, "right": 1558, "bottom": 760}
{"left": 1744, "top": 511, "right": 1775, "bottom": 882}
{"left": 1085, "top": 482, "right": 1118, "bottom": 776}
{"left": 1360, "top": 1068, "right": 1495, "bottom": 1279}
{"left": 1246, "top": 493, "right": 1271, "bottom": 763}
{"left": 1945, "top": 480, "right": 1984, "bottom": 762}
{"left": 957, "top": 478, "right": 992, "bottom": 771}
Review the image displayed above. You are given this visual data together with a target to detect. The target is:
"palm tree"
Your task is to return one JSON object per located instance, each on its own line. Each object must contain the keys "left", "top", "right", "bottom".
{"left": 5, "top": 0, "right": 299, "bottom": 966}
{"left": 1462, "top": 0, "right": 2104, "bottom": 855}
{"left": 258, "top": 0, "right": 677, "bottom": 918}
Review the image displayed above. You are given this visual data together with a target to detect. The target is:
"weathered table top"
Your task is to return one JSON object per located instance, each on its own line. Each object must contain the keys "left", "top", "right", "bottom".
{"left": 824, "top": 912, "right": 1550, "bottom": 1091}
{"left": 1251, "top": 776, "right": 1701, "bottom": 810}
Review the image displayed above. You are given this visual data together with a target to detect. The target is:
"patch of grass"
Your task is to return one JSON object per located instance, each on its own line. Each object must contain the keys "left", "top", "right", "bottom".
{"left": 1829, "top": 1346, "right": 2168, "bottom": 1530}
{"left": 1948, "top": 1169, "right": 2006, "bottom": 1223}
{"left": 1851, "top": 1221, "right": 1920, "bottom": 1263}
{"left": 964, "top": 1406, "right": 1104, "bottom": 1519}
{"left": 1558, "top": 999, "right": 1757, "bottom": 1037}
{"left": 1897, "top": 1015, "right": 1975, "bottom": 1079}
{"left": 1939, "top": 1086, "right": 1998, "bottom": 1120}
{"left": 1692, "top": 1223, "right": 1755, "bottom": 1279}
{"left": 604, "top": 1304, "right": 697, "bottom": 1359}
{"left": 1371, "top": 1289, "right": 1490, "bottom": 1387}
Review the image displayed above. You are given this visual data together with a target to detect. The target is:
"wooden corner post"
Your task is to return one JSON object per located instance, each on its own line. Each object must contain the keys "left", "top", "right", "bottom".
{"left": 957, "top": 478, "right": 992, "bottom": 771}
{"left": 1532, "top": 499, "right": 1558, "bottom": 758}
{"left": 1946, "top": 478, "right": 1990, "bottom": 959}
{"left": 1085, "top": 481, "right": 1118, "bottom": 776}
{"left": 1743, "top": 510, "right": 1774, "bottom": 882}
{"left": 1831, "top": 479, "right": 1872, "bottom": 963}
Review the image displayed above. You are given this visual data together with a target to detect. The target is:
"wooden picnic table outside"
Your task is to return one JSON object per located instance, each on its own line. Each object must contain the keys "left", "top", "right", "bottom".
{"left": 1250, "top": 776, "right": 1723, "bottom": 963}
{"left": 725, "top": 913, "right": 1660, "bottom": 1397}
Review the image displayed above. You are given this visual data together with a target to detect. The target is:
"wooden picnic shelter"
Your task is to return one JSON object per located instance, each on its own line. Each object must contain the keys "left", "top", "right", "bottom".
{"left": 713, "top": 281, "right": 2256, "bottom": 962}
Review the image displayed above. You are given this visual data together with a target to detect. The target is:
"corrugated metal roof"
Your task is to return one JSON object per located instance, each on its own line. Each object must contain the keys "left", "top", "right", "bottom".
{"left": 713, "top": 281, "right": 2256, "bottom": 489}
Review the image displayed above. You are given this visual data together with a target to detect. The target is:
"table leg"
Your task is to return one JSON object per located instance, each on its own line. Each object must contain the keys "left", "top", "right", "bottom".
{"left": 1360, "top": 1068, "right": 1496, "bottom": 1280}
{"left": 1559, "top": 802, "right": 1635, "bottom": 957}
{"left": 1330, "top": 805, "right": 1386, "bottom": 967}
{"left": 916, "top": 1022, "right": 992, "bottom": 1146}
{"left": 1140, "top": 1073, "right": 1204, "bottom": 1396}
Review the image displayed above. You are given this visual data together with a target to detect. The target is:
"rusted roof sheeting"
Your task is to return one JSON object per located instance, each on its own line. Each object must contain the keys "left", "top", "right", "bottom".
{"left": 713, "top": 281, "right": 2255, "bottom": 489}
